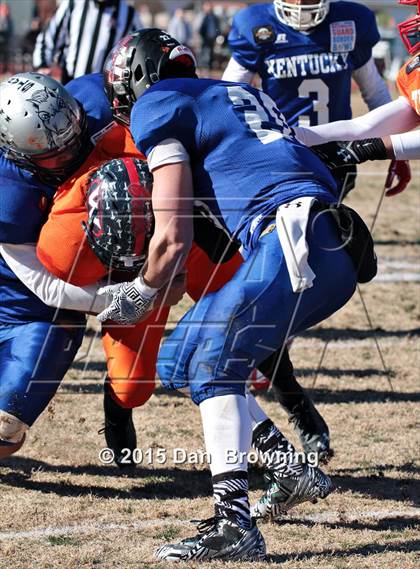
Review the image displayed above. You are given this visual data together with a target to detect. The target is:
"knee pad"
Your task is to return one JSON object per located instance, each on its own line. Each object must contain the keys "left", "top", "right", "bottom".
{"left": 0, "top": 410, "right": 28, "bottom": 445}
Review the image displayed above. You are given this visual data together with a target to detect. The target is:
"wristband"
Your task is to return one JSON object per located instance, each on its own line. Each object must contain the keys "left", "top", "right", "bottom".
{"left": 351, "top": 138, "right": 388, "bottom": 162}
{"left": 135, "top": 274, "right": 159, "bottom": 299}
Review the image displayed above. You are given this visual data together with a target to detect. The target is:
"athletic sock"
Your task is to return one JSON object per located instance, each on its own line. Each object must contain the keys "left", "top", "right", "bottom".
{"left": 252, "top": 418, "right": 304, "bottom": 478}
{"left": 103, "top": 386, "right": 132, "bottom": 423}
{"left": 199, "top": 394, "right": 252, "bottom": 475}
{"left": 213, "top": 470, "right": 252, "bottom": 529}
{"left": 246, "top": 391, "right": 269, "bottom": 428}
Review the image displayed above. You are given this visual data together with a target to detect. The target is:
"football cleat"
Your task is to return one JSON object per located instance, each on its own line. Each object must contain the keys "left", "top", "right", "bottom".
{"left": 251, "top": 464, "right": 334, "bottom": 520}
{"left": 99, "top": 390, "right": 137, "bottom": 469}
{"left": 155, "top": 516, "right": 266, "bottom": 562}
{"left": 284, "top": 393, "right": 334, "bottom": 463}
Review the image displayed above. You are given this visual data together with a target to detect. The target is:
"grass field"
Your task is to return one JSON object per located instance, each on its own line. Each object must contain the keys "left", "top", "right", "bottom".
{"left": 0, "top": 99, "right": 419, "bottom": 568}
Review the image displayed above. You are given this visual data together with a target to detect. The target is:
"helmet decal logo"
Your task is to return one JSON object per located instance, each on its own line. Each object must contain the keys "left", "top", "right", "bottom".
{"left": 7, "top": 76, "right": 35, "bottom": 92}
{"left": 86, "top": 176, "right": 104, "bottom": 236}
{"left": 27, "top": 87, "right": 77, "bottom": 149}
{"left": 169, "top": 45, "right": 197, "bottom": 66}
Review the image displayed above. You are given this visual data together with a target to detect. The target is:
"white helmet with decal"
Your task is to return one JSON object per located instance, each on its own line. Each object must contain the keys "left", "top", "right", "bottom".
{"left": 274, "top": 0, "right": 330, "bottom": 32}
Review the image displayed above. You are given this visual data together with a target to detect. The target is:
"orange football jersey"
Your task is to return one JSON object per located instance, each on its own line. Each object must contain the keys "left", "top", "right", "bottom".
{"left": 397, "top": 55, "right": 420, "bottom": 115}
{"left": 37, "top": 124, "right": 145, "bottom": 286}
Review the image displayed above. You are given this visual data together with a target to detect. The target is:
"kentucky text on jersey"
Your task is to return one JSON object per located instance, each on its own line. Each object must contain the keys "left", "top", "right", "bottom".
{"left": 228, "top": 1, "right": 380, "bottom": 126}
{"left": 265, "top": 51, "right": 348, "bottom": 78}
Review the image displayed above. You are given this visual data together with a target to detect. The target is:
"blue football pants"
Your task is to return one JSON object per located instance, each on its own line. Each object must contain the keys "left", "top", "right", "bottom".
{"left": 0, "top": 317, "right": 85, "bottom": 430}
{"left": 158, "top": 211, "right": 357, "bottom": 405}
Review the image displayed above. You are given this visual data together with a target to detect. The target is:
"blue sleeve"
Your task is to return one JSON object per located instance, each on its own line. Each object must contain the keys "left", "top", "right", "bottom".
{"left": 0, "top": 156, "right": 54, "bottom": 243}
{"left": 352, "top": 5, "right": 381, "bottom": 69}
{"left": 227, "top": 10, "right": 261, "bottom": 72}
{"left": 0, "top": 179, "right": 50, "bottom": 243}
{"left": 66, "top": 73, "right": 113, "bottom": 137}
{"left": 130, "top": 87, "right": 199, "bottom": 159}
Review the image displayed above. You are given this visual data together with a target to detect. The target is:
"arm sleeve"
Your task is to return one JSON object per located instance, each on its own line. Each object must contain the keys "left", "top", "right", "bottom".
{"left": 130, "top": 88, "right": 198, "bottom": 159}
{"left": 33, "top": 0, "right": 70, "bottom": 69}
{"left": 390, "top": 130, "right": 420, "bottom": 160}
{"left": 222, "top": 57, "right": 255, "bottom": 83}
{"left": 147, "top": 139, "right": 189, "bottom": 171}
{"left": 0, "top": 243, "right": 110, "bottom": 314}
{"left": 295, "top": 97, "right": 420, "bottom": 146}
{"left": 352, "top": 57, "right": 392, "bottom": 110}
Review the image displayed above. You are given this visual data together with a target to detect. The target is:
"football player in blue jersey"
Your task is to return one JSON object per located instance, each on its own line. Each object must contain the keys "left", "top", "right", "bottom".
{"left": 222, "top": 0, "right": 410, "bottom": 447}
{"left": 0, "top": 68, "right": 312, "bottom": 472}
{"left": 223, "top": 0, "right": 410, "bottom": 193}
{"left": 97, "top": 29, "right": 375, "bottom": 561}
{"left": 103, "top": 29, "right": 336, "bottom": 462}
{"left": 0, "top": 72, "right": 113, "bottom": 460}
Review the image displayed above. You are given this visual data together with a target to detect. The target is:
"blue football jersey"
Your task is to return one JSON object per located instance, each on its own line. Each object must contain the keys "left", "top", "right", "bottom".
{"left": 228, "top": 1, "right": 380, "bottom": 126}
{"left": 66, "top": 72, "right": 113, "bottom": 136}
{"left": 0, "top": 73, "right": 112, "bottom": 324}
{"left": 131, "top": 78, "right": 337, "bottom": 250}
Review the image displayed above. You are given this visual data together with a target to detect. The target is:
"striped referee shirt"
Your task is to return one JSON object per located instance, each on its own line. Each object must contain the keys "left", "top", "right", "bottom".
{"left": 33, "top": 0, "right": 141, "bottom": 81}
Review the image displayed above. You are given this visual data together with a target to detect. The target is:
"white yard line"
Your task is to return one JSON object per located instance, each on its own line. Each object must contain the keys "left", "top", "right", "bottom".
{"left": 1, "top": 509, "right": 419, "bottom": 541}
{"left": 291, "top": 338, "right": 418, "bottom": 350}
{"left": 375, "top": 273, "right": 420, "bottom": 282}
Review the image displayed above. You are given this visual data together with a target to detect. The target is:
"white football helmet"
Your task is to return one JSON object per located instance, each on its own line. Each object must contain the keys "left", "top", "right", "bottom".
{"left": 0, "top": 72, "right": 89, "bottom": 184}
{"left": 274, "top": 0, "right": 330, "bottom": 32}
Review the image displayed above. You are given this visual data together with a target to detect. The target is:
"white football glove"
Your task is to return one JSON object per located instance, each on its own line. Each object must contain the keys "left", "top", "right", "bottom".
{"left": 97, "top": 275, "right": 158, "bottom": 324}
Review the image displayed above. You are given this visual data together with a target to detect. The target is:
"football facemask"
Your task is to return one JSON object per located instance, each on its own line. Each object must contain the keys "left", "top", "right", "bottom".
{"left": 274, "top": 0, "right": 330, "bottom": 32}
{"left": 398, "top": 1, "right": 420, "bottom": 55}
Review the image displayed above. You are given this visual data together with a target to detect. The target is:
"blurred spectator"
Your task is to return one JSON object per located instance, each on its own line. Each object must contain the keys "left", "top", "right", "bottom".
{"left": 168, "top": 8, "right": 192, "bottom": 46}
{"left": 33, "top": 0, "right": 142, "bottom": 84}
{"left": 198, "top": 1, "right": 220, "bottom": 70}
{"left": 21, "top": 18, "right": 42, "bottom": 61}
{"left": 0, "top": 1, "right": 12, "bottom": 73}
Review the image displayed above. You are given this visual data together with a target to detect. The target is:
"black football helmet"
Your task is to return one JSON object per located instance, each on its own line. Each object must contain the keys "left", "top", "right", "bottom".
{"left": 103, "top": 28, "right": 197, "bottom": 125}
{"left": 83, "top": 157, "right": 154, "bottom": 271}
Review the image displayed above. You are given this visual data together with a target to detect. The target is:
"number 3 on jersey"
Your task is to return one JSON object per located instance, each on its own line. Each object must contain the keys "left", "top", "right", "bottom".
{"left": 298, "top": 79, "right": 330, "bottom": 127}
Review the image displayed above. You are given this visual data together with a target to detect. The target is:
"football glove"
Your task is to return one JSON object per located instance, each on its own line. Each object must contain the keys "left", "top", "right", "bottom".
{"left": 385, "top": 159, "right": 411, "bottom": 197}
{"left": 97, "top": 275, "right": 158, "bottom": 324}
{"left": 311, "top": 138, "right": 388, "bottom": 169}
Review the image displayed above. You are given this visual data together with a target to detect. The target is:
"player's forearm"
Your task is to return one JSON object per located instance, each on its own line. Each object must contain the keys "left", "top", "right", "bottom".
{"left": 352, "top": 57, "right": 392, "bottom": 110}
{"left": 295, "top": 97, "right": 420, "bottom": 147}
{"left": 143, "top": 237, "right": 191, "bottom": 290}
{"left": 222, "top": 57, "right": 255, "bottom": 83}
{"left": 143, "top": 161, "right": 194, "bottom": 290}
{"left": 0, "top": 243, "right": 109, "bottom": 314}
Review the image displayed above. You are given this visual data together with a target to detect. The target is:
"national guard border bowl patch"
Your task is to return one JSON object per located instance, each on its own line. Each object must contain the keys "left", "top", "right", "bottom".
{"left": 407, "top": 55, "right": 420, "bottom": 74}
{"left": 253, "top": 25, "right": 275, "bottom": 45}
{"left": 330, "top": 21, "right": 356, "bottom": 53}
